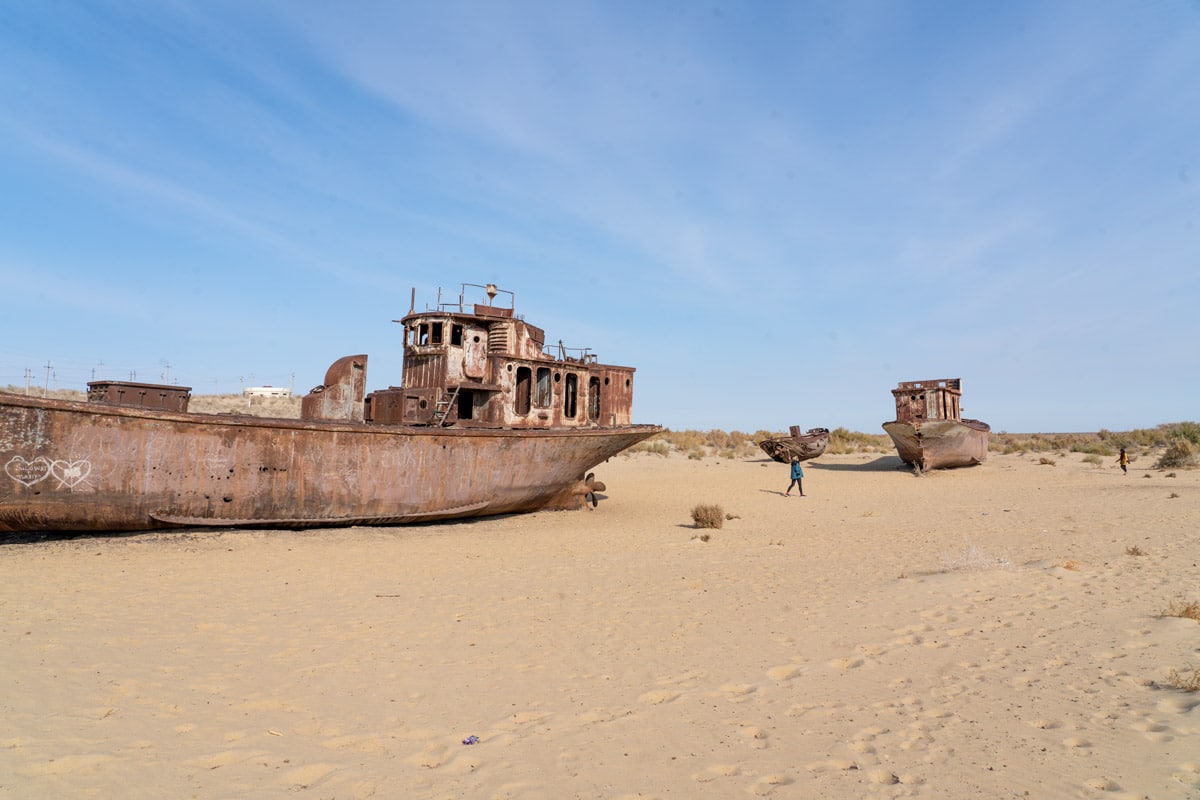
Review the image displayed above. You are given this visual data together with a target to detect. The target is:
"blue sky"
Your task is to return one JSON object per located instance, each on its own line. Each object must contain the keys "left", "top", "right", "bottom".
{"left": 1, "top": 1, "right": 1197, "bottom": 434}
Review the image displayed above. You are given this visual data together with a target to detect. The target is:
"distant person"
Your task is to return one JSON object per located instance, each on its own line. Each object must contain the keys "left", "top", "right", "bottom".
{"left": 1117, "top": 447, "right": 1129, "bottom": 475}
{"left": 785, "top": 456, "right": 805, "bottom": 496}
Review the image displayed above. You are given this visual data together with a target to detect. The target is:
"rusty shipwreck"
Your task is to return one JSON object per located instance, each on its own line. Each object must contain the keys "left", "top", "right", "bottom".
{"left": 758, "top": 426, "right": 829, "bottom": 463}
{"left": 882, "top": 378, "right": 989, "bottom": 471}
{"left": 0, "top": 283, "right": 661, "bottom": 533}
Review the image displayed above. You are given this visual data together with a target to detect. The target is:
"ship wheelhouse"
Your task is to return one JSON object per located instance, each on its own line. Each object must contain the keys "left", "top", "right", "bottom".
{"left": 364, "top": 284, "right": 636, "bottom": 429}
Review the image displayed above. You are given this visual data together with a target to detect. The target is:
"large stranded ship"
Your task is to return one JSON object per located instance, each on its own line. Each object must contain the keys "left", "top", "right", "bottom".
{"left": 0, "top": 283, "right": 661, "bottom": 533}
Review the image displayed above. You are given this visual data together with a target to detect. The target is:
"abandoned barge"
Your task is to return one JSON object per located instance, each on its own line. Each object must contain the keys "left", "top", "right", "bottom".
{"left": 0, "top": 283, "right": 661, "bottom": 533}
{"left": 882, "top": 378, "right": 989, "bottom": 471}
{"left": 758, "top": 426, "right": 830, "bottom": 463}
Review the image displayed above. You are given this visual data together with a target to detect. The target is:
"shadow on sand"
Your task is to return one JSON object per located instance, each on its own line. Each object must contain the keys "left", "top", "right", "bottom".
{"left": 806, "top": 456, "right": 909, "bottom": 473}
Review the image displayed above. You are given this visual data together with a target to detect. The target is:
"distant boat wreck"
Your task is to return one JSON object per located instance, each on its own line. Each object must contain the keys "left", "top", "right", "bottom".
{"left": 0, "top": 283, "right": 661, "bottom": 534}
{"left": 882, "top": 379, "right": 989, "bottom": 471}
{"left": 758, "top": 426, "right": 830, "bottom": 463}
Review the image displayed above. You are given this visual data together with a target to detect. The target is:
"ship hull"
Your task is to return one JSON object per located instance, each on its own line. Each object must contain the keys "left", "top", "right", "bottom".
{"left": 758, "top": 427, "right": 830, "bottom": 463}
{"left": 0, "top": 392, "right": 659, "bottom": 533}
{"left": 882, "top": 418, "right": 990, "bottom": 471}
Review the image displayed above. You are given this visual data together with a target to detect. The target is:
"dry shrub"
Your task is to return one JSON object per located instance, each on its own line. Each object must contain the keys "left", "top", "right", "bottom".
{"left": 1169, "top": 492, "right": 1180, "bottom": 499}
{"left": 1038, "top": 457, "right": 1057, "bottom": 466}
{"left": 1057, "top": 559, "right": 1081, "bottom": 571}
{"left": 1125, "top": 545, "right": 1145, "bottom": 556}
{"left": 627, "top": 440, "right": 670, "bottom": 457}
{"left": 1156, "top": 439, "right": 1197, "bottom": 469}
{"left": 1081, "top": 453, "right": 1102, "bottom": 466}
{"left": 1165, "top": 667, "right": 1200, "bottom": 692}
{"left": 1162, "top": 599, "right": 1200, "bottom": 621}
{"left": 691, "top": 503, "right": 725, "bottom": 529}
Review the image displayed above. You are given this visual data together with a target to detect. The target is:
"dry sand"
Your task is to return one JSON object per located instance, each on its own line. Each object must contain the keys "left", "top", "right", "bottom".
{"left": 2, "top": 450, "right": 1199, "bottom": 799}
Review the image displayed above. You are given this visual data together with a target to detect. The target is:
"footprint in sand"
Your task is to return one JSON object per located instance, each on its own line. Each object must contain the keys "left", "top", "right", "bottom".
{"left": 322, "top": 734, "right": 389, "bottom": 754}
{"left": 22, "top": 753, "right": 116, "bottom": 776}
{"left": 1083, "top": 776, "right": 1121, "bottom": 792}
{"left": 738, "top": 725, "right": 770, "bottom": 749}
{"left": 692, "top": 763, "right": 740, "bottom": 782}
{"left": 766, "top": 663, "right": 805, "bottom": 681}
{"left": 1174, "top": 762, "right": 1200, "bottom": 789}
{"left": 869, "top": 769, "right": 899, "bottom": 785}
{"left": 747, "top": 773, "right": 793, "bottom": 795}
{"left": 579, "top": 707, "right": 632, "bottom": 724}
{"left": 850, "top": 724, "right": 889, "bottom": 755}
{"left": 1157, "top": 695, "right": 1200, "bottom": 714}
{"left": 717, "top": 683, "right": 758, "bottom": 702}
{"left": 638, "top": 689, "right": 680, "bottom": 705}
{"left": 281, "top": 762, "right": 339, "bottom": 789}
{"left": 890, "top": 633, "right": 924, "bottom": 646}
{"left": 1062, "top": 736, "right": 1093, "bottom": 754}
{"left": 188, "top": 749, "right": 265, "bottom": 770}
{"left": 405, "top": 743, "right": 451, "bottom": 769}
{"left": 829, "top": 656, "right": 864, "bottom": 669}
{"left": 804, "top": 759, "right": 858, "bottom": 773}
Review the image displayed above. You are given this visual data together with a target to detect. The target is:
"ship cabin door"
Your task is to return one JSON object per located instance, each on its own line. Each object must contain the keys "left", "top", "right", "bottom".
{"left": 588, "top": 376, "right": 601, "bottom": 421}
{"left": 457, "top": 389, "right": 474, "bottom": 420}
{"left": 464, "top": 327, "right": 488, "bottom": 379}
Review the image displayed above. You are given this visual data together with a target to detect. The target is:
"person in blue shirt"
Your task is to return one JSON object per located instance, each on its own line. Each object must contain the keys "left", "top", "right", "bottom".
{"left": 785, "top": 456, "right": 805, "bottom": 497}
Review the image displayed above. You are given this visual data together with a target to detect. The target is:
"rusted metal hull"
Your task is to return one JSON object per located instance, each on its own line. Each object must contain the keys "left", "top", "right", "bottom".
{"left": 0, "top": 392, "right": 659, "bottom": 533}
{"left": 882, "top": 419, "right": 990, "bottom": 471}
{"left": 758, "top": 426, "right": 830, "bottom": 463}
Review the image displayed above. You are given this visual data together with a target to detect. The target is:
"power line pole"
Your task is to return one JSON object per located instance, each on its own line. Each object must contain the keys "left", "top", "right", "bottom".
{"left": 43, "top": 361, "right": 52, "bottom": 397}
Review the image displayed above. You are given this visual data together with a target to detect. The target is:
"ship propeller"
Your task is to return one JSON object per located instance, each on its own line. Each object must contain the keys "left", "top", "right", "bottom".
{"left": 584, "top": 472, "right": 606, "bottom": 509}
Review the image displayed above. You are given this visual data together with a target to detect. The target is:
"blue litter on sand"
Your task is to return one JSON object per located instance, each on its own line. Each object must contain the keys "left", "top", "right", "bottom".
{"left": 462, "top": 735, "right": 480, "bottom": 745}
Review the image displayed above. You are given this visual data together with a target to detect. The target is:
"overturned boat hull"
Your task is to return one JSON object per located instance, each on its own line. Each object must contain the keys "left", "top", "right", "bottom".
{"left": 758, "top": 426, "right": 829, "bottom": 463}
{"left": 882, "top": 418, "right": 990, "bottom": 471}
{"left": 0, "top": 391, "right": 658, "bottom": 532}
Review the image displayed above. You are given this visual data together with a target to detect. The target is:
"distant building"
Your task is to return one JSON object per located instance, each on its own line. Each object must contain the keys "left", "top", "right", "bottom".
{"left": 244, "top": 386, "right": 291, "bottom": 398}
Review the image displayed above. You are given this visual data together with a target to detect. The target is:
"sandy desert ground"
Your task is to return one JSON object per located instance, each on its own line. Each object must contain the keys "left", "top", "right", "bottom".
{"left": 2, "top": 450, "right": 1198, "bottom": 799}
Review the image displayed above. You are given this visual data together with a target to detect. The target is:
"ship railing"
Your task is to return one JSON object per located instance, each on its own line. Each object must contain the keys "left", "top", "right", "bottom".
{"left": 434, "top": 283, "right": 517, "bottom": 314}
{"left": 545, "top": 341, "right": 597, "bottom": 364}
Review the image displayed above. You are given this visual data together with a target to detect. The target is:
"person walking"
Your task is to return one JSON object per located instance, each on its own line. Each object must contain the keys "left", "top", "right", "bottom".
{"left": 785, "top": 456, "right": 805, "bottom": 496}
{"left": 1117, "top": 447, "right": 1129, "bottom": 475}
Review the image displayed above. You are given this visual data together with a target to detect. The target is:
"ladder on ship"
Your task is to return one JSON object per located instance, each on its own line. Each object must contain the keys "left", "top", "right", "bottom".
{"left": 433, "top": 385, "right": 461, "bottom": 426}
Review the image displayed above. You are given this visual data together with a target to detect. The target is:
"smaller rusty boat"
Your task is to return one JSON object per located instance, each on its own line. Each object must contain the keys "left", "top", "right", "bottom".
{"left": 882, "top": 378, "right": 989, "bottom": 471}
{"left": 758, "top": 426, "right": 830, "bottom": 463}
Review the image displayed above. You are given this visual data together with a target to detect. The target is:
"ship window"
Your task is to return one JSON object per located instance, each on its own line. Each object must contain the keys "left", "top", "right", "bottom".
{"left": 515, "top": 367, "right": 532, "bottom": 415}
{"left": 451, "top": 324, "right": 463, "bottom": 346}
{"left": 588, "top": 376, "right": 601, "bottom": 421}
{"left": 564, "top": 373, "right": 578, "bottom": 418}
{"left": 535, "top": 367, "right": 552, "bottom": 407}
{"left": 430, "top": 322, "right": 443, "bottom": 344}
{"left": 418, "top": 323, "right": 430, "bottom": 345}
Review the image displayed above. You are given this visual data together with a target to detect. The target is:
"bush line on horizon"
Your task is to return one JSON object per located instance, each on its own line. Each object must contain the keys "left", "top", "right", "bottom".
{"left": 5, "top": 386, "right": 1198, "bottom": 467}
